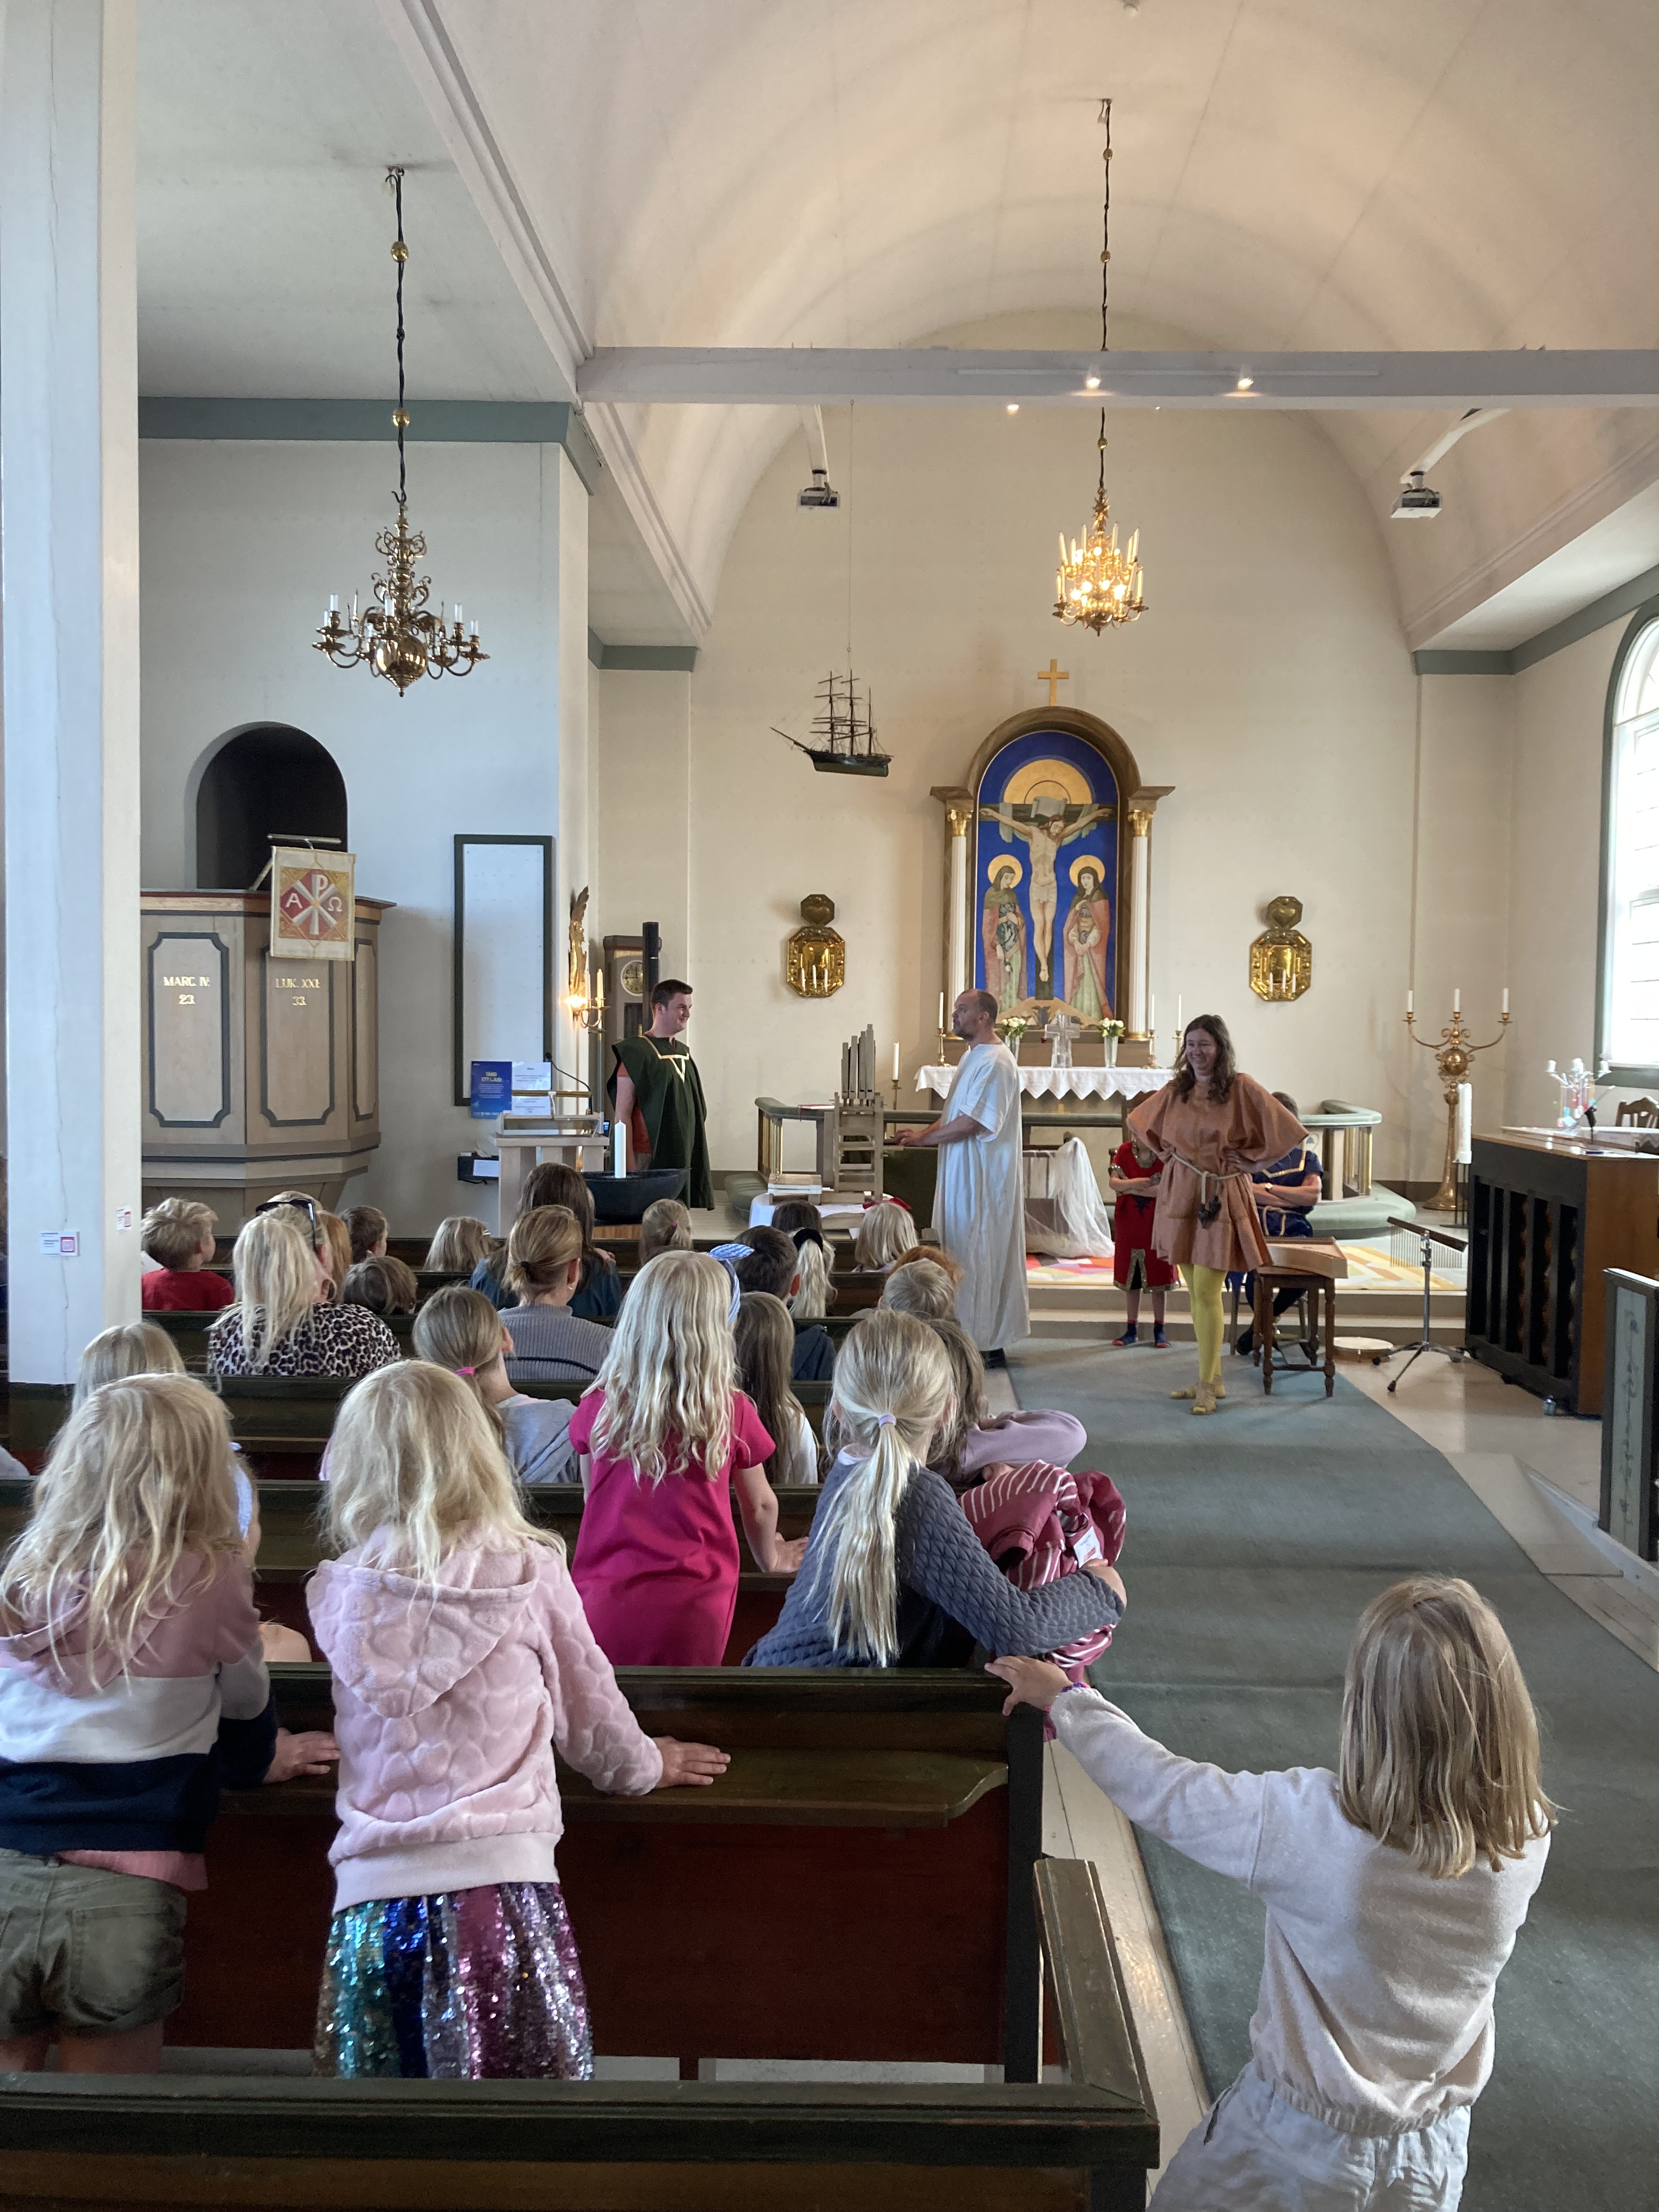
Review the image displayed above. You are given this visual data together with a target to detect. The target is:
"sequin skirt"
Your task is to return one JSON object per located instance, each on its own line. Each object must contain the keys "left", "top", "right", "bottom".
{"left": 314, "top": 1881, "right": 592, "bottom": 2080}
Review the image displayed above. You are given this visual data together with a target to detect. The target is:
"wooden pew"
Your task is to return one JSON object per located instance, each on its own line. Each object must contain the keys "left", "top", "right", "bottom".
{"left": 240, "top": 1475, "right": 817, "bottom": 1663}
{"left": 175, "top": 1664, "right": 1057, "bottom": 2087}
{"left": 7, "top": 1379, "right": 832, "bottom": 1482}
{"left": 0, "top": 1860, "right": 1157, "bottom": 2210}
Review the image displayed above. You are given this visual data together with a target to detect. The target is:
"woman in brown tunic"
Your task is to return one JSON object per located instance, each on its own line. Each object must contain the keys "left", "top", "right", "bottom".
{"left": 1127, "top": 1015, "right": 1307, "bottom": 1415}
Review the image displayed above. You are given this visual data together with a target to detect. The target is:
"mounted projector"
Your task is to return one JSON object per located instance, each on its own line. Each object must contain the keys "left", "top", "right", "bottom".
{"left": 1392, "top": 469, "right": 1441, "bottom": 520}
{"left": 798, "top": 466, "right": 840, "bottom": 510}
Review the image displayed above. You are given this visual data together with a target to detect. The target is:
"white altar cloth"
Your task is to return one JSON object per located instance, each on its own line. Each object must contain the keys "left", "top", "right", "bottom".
{"left": 916, "top": 1064, "right": 1171, "bottom": 1102}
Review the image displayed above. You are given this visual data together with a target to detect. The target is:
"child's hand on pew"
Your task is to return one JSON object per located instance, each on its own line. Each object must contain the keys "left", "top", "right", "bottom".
{"left": 986, "top": 1657, "right": 1073, "bottom": 1715}
{"left": 651, "top": 1737, "right": 732, "bottom": 1788}
{"left": 263, "top": 1727, "right": 340, "bottom": 1784}
{"left": 259, "top": 1621, "right": 313, "bottom": 1663}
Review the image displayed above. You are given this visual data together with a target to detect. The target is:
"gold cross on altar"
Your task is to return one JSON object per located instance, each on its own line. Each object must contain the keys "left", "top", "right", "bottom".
{"left": 1036, "top": 657, "right": 1070, "bottom": 707}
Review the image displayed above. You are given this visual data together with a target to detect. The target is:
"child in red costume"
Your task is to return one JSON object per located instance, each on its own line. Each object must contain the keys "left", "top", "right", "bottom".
{"left": 1108, "top": 1133, "right": 1178, "bottom": 1347}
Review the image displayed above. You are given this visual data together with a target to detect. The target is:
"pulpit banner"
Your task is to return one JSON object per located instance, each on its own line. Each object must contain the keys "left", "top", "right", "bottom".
{"left": 270, "top": 847, "right": 356, "bottom": 961}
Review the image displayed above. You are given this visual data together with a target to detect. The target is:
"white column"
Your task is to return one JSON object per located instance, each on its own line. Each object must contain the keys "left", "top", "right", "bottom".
{"left": 1, "top": 0, "right": 143, "bottom": 1382}
{"left": 546, "top": 443, "right": 590, "bottom": 1097}
{"left": 1126, "top": 808, "right": 1152, "bottom": 1037}
{"left": 945, "top": 802, "right": 971, "bottom": 1002}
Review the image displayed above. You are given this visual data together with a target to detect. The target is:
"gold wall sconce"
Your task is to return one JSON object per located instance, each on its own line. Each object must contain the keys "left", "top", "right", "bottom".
{"left": 786, "top": 894, "right": 845, "bottom": 998}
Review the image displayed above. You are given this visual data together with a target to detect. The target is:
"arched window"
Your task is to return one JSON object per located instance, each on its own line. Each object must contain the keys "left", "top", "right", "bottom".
{"left": 195, "top": 724, "right": 348, "bottom": 889}
{"left": 1603, "top": 613, "right": 1659, "bottom": 1076}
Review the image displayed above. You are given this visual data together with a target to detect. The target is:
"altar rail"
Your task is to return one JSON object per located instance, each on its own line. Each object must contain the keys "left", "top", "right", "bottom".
{"left": 1302, "top": 1102, "right": 1380, "bottom": 1200}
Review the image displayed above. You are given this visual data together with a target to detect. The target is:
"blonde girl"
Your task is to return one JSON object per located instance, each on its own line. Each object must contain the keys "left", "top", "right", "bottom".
{"left": 0, "top": 1375, "right": 331, "bottom": 2074}
{"left": 638, "top": 1197, "right": 692, "bottom": 1263}
{"left": 422, "top": 1216, "right": 496, "bottom": 1276}
{"left": 993, "top": 1577, "right": 1554, "bottom": 2210}
{"left": 852, "top": 1197, "right": 916, "bottom": 1273}
{"left": 74, "top": 1320, "right": 185, "bottom": 1409}
{"left": 746, "top": 1311, "right": 1121, "bottom": 1669}
{"left": 733, "top": 1292, "right": 819, "bottom": 1485}
{"left": 787, "top": 1233, "right": 830, "bottom": 1322}
{"left": 307, "top": 1363, "right": 726, "bottom": 2080}
{"left": 413, "top": 1284, "right": 579, "bottom": 1485}
{"left": 568, "top": 1252, "right": 805, "bottom": 1664}
{"left": 208, "top": 1207, "right": 399, "bottom": 1381}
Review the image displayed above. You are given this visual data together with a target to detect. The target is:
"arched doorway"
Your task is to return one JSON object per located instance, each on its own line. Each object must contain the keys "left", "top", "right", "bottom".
{"left": 195, "top": 725, "right": 348, "bottom": 889}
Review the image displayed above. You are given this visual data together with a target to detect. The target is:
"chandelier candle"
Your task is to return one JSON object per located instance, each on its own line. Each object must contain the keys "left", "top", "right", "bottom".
{"left": 315, "top": 170, "right": 488, "bottom": 693}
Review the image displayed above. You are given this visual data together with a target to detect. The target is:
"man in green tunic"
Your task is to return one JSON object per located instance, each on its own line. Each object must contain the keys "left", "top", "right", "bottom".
{"left": 608, "top": 978, "right": 713, "bottom": 1211}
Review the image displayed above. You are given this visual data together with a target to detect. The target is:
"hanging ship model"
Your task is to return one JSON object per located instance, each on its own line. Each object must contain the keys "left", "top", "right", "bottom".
{"left": 774, "top": 669, "right": 890, "bottom": 778}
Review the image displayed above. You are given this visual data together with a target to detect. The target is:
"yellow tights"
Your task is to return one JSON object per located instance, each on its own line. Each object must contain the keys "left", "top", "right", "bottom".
{"left": 1182, "top": 1264, "right": 1228, "bottom": 1395}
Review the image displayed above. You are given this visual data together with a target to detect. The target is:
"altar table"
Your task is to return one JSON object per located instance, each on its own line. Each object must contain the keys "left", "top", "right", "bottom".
{"left": 916, "top": 1064, "right": 1172, "bottom": 1102}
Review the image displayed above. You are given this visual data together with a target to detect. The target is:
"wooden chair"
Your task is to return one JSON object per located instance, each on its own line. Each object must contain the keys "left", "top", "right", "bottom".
{"left": 1251, "top": 1239, "right": 1346, "bottom": 1398}
{"left": 1615, "top": 1096, "right": 1659, "bottom": 1128}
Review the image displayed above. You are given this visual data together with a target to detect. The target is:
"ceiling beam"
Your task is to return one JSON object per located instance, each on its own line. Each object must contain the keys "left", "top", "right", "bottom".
{"left": 576, "top": 347, "right": 1659, "bottom": 409}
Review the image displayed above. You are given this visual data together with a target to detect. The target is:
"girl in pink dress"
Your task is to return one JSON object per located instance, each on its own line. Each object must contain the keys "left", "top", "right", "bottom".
{"left": 569, "top": 1254, "right": 808, "bottom": 1665}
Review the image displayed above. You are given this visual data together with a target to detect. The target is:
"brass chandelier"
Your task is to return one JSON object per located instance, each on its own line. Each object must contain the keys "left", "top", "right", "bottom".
{"left": 315, "top": 170, "right": 487, "bottom": 693}
{"left": 1053, "top": 100, "right": 1146, "bottom": 633}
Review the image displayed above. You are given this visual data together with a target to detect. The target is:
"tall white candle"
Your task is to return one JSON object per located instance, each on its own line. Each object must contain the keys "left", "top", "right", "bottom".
{"left": 1502, "top": 986, "right": 1509, "bottom": 1015}
{"left": 893, "top": 1041, "right": 900, "bottom": 1081}
{"left": 1406, "top": 989, "right": 1413, "bottom": 1015}
{"left": 1148, "top": 991, "right": 1155, "bottom": 1036}
{"left": 1453, "top": 987, "right": 1461, "bottom": 1014}
{"left": 1176, "top": 995, "right": 1183, "bottom": 1037}
{"left": 938, "top": 991, "right": 945, "bottom": 1032}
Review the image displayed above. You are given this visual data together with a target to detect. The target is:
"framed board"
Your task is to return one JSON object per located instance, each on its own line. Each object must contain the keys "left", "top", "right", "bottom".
{"left": 453, "top": 836, "right": 554, "bottom": 1107}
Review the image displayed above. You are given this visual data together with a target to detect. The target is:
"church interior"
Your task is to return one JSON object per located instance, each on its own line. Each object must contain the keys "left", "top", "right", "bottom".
{"left": 2, "top": 3, "right": 1658, "bottom": 2207}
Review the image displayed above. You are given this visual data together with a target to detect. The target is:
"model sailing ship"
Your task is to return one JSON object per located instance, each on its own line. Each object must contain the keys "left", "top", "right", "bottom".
{"left": 774, "top": 670, "right": 890, "bottom": 778}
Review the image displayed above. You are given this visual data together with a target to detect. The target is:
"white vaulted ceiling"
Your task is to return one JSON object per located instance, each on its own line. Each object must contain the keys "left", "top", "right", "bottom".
{"left": 139, "top": 0, "right": 1659, "bottom": 647}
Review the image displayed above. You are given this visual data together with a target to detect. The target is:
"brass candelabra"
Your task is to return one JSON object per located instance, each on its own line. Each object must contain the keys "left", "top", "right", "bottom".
{"left": 1406, "top": 1000, "right": 1509, "bottom": 1212}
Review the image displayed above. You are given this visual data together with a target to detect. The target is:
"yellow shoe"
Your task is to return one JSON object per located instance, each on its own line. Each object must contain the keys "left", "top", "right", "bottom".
{"left": 1192, "top": 1389, "right": 1220, "bottom": 1415}
{"left": 1170, "top": 1384, "right": 1199, "bottom": 1400}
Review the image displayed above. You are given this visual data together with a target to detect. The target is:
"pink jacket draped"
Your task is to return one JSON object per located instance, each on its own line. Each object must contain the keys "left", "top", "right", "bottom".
{"left": 308, "top": 1536, "right": 663, "bottom": 1911}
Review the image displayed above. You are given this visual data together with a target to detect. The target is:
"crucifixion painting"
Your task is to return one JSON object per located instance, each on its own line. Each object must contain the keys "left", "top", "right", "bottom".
{"left": 972, "top": 735, "right": 1118, "bottom": 1008}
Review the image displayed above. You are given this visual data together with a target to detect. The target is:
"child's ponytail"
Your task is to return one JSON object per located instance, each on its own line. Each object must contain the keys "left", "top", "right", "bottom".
{"left": 812, "top": 1312, "right": 953, "bottom": 1663}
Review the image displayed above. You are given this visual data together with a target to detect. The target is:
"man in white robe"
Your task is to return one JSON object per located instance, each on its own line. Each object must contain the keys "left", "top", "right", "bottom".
{"left": 896, "top": 989, "right": 1028, "bottom": 1361}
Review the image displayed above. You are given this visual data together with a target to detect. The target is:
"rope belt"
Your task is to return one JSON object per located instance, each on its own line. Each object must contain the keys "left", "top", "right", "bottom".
{"left": 1164, "top": 1152, "right": 1252, "bottom": 1227}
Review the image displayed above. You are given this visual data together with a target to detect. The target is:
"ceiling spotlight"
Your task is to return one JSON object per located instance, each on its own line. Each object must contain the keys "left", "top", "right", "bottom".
{"left": 1391, "top": 469, "right": 1441, "bottom": 520}
{"left": 1007, "top": 402, "right": 1020, "bottom": 414}
{"left": 797, "top": 465, "right": 840, "bottom": 511}
{"left": 1085, "top": 374, "right": 1101, "bottom": 390}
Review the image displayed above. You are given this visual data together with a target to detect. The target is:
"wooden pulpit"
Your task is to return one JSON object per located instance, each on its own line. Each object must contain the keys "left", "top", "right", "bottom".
{"left": 140, "top": 889, "right": 389, "bottom": 1228}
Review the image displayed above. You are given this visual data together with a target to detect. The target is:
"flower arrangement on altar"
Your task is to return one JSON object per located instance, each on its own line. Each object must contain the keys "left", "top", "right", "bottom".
{"left": 997, "top": 1015, "right": 1033, "bottom": 1048}
{"left": 1098, "top": 1017, "right": 1126, "bottom": 1065}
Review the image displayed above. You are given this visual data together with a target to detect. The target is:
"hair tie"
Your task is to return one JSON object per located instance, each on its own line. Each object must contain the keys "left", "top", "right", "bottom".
{"left": 454, "top": 1365, "right": 477, "bottom": 1378}
{"left": 876, "top": 1413, "right": 898, "bottom": 1428}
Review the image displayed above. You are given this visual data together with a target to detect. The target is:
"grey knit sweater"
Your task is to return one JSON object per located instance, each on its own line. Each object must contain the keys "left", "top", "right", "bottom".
{"left": 744, "top": 1450, "right": 1121, "bottom": 1668}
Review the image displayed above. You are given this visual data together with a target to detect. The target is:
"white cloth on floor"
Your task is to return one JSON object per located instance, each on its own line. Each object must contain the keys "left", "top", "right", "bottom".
{"left": 934, "top": 1040, "right": 1029, "bottom": 1351}
{"left": 1152, "top": 2067, "right": 1471, "bottom": 2211}
{"left": 1051, "top": 1689, "right": 1548, "bottom": 2129}
{"left": 1025, "top": 1133, "right": 1114, "bottom": 1257}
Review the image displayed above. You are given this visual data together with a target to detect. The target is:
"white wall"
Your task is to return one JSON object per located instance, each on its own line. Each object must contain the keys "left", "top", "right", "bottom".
{"left": 608, "top": 388, "right": 1430, "bottom": 1183}
{"left": 1408, "top": 674, "right": 1515, "bottom": 1178}
{"left": 1505, "top": 622, "right": 1626, "bottom": 1130}
{"left": 139, "top": 437, "right": 586, "bottom": 1233}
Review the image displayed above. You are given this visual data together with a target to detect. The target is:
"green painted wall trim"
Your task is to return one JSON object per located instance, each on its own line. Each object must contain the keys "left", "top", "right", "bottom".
{"left": 590, "top": 642, "right": 699, "bottom": 672}
{"left": 1415, "top": 558, "right": 1659, "bottom": 678}
{"left": 138, "top": 398, "right": 604, "bottom": 493}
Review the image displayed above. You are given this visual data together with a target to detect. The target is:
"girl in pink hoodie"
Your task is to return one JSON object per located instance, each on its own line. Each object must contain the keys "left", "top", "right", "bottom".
{"left": 308, "top": 1363, "right": 727, "bottom": 2080}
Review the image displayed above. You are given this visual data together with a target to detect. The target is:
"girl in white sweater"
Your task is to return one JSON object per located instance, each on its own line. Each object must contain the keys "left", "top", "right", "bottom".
{"left": 992, "top": 1576, "right": 1554, "bottom": 2211}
